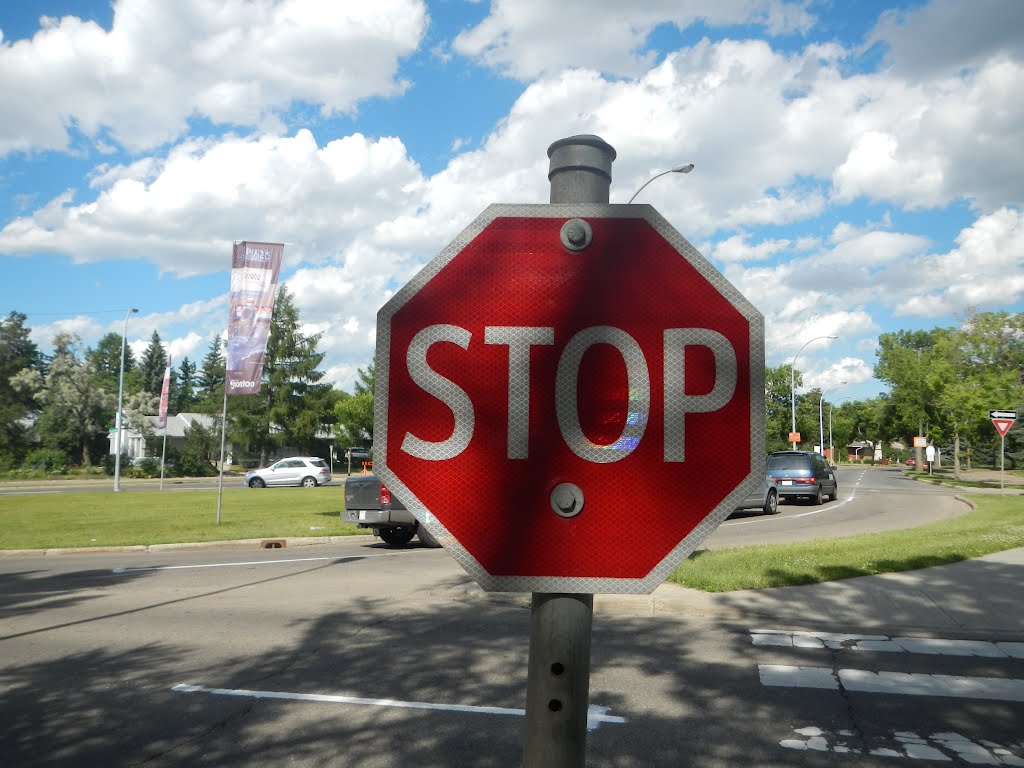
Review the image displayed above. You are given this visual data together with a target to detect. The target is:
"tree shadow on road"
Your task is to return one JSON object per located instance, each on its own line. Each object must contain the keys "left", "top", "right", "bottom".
{"left": 2, "top": 551, "right": 1022, "bottom": 766}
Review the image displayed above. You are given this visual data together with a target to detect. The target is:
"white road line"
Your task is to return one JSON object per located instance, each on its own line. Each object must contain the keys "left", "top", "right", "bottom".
{"left": 111, "top": 554, "right": 389, "bottom": 574}
{"left": 721, "top": 495, "right": 855, "bottom": 526}
{"left": 751, "top": 629, "right": 1024, "bottom": 658}
{"left": 171, "top": 684, "right": 627, "bottom": 731}
{"left": 758, "top": 665, "right": 1024, "bottom": 702}
{"left": 722, "top": 470, "right": 868, "bottom": 526}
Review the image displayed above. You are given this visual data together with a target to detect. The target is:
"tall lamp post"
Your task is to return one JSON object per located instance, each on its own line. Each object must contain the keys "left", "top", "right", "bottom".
{"left": 113, "top": 307, "right": 139, "bottom": 492}
{"left": 818, "top": 380, "right": 847, "bottom": 460}
{"left": 790, "top": 335, "right": 837, "bottom": 448}
{"left": 627, "top": 163, "right": 694, "bottom": 203}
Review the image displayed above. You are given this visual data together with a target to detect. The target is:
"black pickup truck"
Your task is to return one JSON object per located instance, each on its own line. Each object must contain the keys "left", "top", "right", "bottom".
{"left": 342, "top": 474, "right": 441, "bottom": 547}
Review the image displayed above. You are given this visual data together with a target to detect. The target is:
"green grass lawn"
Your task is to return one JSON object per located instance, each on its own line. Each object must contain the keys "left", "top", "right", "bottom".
{"left": 0, "top": 486, "right": 367, "bottom": 549}
{"left": 669, "top": 494, "right": 1024, "bottom": 592}
{"left": 4, "top": 485, "right": 1023, "bottom": 596}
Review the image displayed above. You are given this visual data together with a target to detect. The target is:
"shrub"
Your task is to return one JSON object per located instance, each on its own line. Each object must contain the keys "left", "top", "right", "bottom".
{"left": 101, "top": 452, "right": 132, "bottom": 476}
{"left": 23, "top": 448, "right": 69, "bottom": 474}
{"left": 136, "top": 457, "right": 160, "bottom": 478}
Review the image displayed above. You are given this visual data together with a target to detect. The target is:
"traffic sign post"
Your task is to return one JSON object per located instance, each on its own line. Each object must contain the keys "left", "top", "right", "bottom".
{"left": 374, "top": 135, "right": 765, "bottom": 765}
{"left": 990, "top": 410, "right": 1017, "bottom": 493}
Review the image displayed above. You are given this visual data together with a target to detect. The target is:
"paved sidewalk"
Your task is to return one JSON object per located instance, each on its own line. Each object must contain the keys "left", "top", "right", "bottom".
{"left": 594, "top": 548, "right": 1024, "bottom": 638}
{"left": 903, "top": 466, "right": 1024, "bottom": 494}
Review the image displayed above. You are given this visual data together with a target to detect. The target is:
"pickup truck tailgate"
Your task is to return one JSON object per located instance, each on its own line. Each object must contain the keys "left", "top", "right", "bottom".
{"left": 342, "top": 475, "right": 415, "bottom": 525}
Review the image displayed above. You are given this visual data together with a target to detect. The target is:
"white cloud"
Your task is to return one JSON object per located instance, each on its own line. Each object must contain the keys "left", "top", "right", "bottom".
{"left": 452, "top": 0, "right": 814, "bottom": 79}
{"left": 166, "top": 331, "right": 205, "bottom": 364}
{"left": 0, "top": 130, "right": 427, "bottom": 277}
{"left": 867, "top": 0, "right": 1024, "bottom": 77}
{"left": 709, "top": 233, "right": 791, "bottom": 263}
{"left": 0, "top": 0, "right": 428, "bottom": 155}
{"left": 894, "top": 207, "right": 1024, "bottom": 317}
{"left": 829, "top": 58, "right": 1024, "bottom": 211}
{"left": 803, "top": 357, "right": 874, "bottom": 393}
{"left": 7, "top": 12, "right": 1024, "bottom": 400}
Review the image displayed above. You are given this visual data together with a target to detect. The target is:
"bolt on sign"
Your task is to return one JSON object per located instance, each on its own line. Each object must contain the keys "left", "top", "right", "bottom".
{"left": 374, "top": 204, "right": 765, "bottom": 594}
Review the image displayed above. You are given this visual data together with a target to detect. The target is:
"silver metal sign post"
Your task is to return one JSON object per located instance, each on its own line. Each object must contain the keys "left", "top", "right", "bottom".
{"left": 521, "top": 135, "right": 615, "bottom": 768}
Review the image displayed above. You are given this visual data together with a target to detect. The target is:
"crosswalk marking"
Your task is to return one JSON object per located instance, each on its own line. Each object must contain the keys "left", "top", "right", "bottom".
{"left": 751, "top": 629, "right": 1024, "bottom": 658}
{"left": 754, "top": 628, "right": 1023, "bottom": 761}
{"left": 759, "top": 665, "right": 1024, "bottom": 701}
{"left": 781, "top": 726, "right": 1024, "bottom": 764}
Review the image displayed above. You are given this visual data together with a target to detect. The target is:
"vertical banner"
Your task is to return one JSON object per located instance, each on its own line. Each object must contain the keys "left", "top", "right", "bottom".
{"left": 157, "top": 357, "right": 172, "bottom": 428}
{"left": 225, "top": 241, "right": 284, "bottom": 395}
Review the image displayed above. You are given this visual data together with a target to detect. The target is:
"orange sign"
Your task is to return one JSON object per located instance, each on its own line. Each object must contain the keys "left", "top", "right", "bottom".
{"left": 788, "top": 432, "right": 801, "bottom": 442}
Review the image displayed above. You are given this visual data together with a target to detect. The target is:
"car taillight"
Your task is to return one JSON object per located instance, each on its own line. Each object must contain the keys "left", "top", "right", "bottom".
{"left": 380, "top": 484, "right": 392, "bottom": 505}
{"left": 793, "top": 477, "right": 816, "bottom": 484}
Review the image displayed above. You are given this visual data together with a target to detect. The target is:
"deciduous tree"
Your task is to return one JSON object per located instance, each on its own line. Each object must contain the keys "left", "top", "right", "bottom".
{"left": 12, "top": 333, "right": 112, "bottom": 466}
{"left": 334, "top": 364, "right": 375, "bottom": 451}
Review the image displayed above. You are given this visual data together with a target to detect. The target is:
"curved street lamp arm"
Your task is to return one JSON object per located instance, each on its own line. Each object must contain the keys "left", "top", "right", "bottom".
{"left": 627, "top": 163, "right": 694, "bottom": 203}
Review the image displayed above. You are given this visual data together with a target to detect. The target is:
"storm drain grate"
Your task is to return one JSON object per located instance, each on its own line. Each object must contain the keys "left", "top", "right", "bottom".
{"left": 260, "top": 539, "right": 286, "bottom": 549}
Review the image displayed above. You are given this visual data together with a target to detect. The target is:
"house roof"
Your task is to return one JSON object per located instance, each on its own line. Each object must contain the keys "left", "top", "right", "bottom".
{"left": 159, "top": 412, "right": 217, "bottom": 438}
{"left": 110, "top": 411, "right": 333, "bottom": 442}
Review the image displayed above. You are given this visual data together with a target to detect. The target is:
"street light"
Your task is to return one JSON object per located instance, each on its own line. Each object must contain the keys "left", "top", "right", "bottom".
{"left": 819, "top": 380, "right": 847, "bottom": 461}
{"left": 790, "top": 335, "right": 838, "bottom": 448}
{"left": 627, "top": 163, "right": 694, "bottom": 203}
{"left": 113, "top": 307, "right": 139, "bottom": 492}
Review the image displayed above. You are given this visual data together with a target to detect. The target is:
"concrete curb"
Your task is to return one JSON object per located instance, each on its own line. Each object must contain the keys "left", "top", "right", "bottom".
{"left": 0, "top": 535, "right": 369, "bottom": 558}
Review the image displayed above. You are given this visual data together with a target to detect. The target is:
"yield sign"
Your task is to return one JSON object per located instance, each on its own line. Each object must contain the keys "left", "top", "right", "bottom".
{"left": 375, "top": 203, "right": 765, "bottom": 594}
{"left": 992, "top": 418, "right": 1015, "bottom": 437}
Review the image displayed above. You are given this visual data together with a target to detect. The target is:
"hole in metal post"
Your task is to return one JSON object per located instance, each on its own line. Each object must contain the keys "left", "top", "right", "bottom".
{"left": 550, "top": 662, "right": 565, "bottom": 676}
{"left": 548, "top": 699, "right": 563, "bottom": 712}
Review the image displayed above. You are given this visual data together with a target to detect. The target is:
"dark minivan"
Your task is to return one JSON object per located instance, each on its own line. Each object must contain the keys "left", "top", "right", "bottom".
{"left": 765, "top": 451, "right": 838, "bottom": 505}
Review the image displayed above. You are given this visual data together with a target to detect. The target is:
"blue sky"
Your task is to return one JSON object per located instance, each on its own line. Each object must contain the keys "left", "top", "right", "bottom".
{"left": 1, "top": 0, "right": 1022, "bottom": 406}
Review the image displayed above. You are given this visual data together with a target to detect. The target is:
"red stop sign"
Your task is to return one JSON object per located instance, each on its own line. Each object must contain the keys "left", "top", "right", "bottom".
{"left": 375, "top": 204, "right": 764, "bottom": 593}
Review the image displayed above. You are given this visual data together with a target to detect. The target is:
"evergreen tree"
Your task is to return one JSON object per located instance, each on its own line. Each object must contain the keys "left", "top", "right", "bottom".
{"left": 138, "top": 330, "right": 168, "bottom": 397}
{"left": 173, "top": 356, "right": 198, "bottom": 413}
{"left": 196, "top": 336, "right": 226, "bottom": 411}
{"left": 231, "top": 287, "right": 333, "bottom": 465}
{"left": 88, "top": 332, "right": 137, "bottom": 391}
{"left": 0, "top": 311, "right": 43, "bottom": 465}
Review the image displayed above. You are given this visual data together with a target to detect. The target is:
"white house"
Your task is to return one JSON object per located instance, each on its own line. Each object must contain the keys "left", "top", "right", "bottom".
{"left": 108, "top": 412, "right": 223, "bottom": 461}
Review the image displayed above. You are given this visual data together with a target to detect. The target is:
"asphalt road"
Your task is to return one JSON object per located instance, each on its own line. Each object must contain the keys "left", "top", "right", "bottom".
{"left": 710, "top": 464, "right": 966, "bottom": 548}
{"left": 1, "top": 467, "right": 1019, "bottom": 767}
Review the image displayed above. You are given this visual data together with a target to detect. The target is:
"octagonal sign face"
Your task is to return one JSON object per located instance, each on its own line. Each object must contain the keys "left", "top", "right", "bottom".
{"left": 375, "top": 203, "right": 764, "bottom": 593}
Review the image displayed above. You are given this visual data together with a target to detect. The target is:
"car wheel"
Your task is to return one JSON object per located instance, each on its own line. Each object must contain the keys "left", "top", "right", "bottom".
{"left": 417, "top": 525, "right": 442, "bottom": 548}
{"left": 813, "top": 486, "right": 823, "bottom": 505}
{"left": 378, "top": 526, "right": 416, "bottom": 546}
{"left": 300, "top": 476, "right": 318, "bottom": 488}
{"left": 828, "top": 483, "right": 838, "bottom": 502}
{"left": 248, "top": 477, "right": 266, "bottom": 488}
{"left": 763, "top": 489, "right": 779, "bottom": 515}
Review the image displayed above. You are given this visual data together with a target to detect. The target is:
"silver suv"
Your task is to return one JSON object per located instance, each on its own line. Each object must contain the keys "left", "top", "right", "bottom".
{"left": 244, "top": 457, "right": 332, "bottom": 488}
{"left": 765, "top": 451, "right": 838, "bottom": 505}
